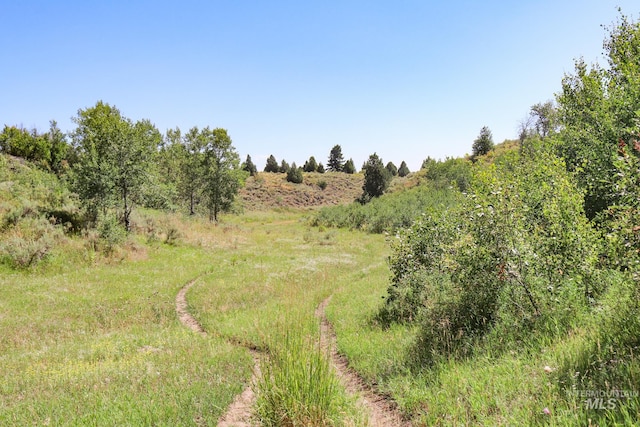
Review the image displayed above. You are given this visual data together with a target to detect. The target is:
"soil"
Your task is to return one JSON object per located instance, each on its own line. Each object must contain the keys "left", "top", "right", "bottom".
{"left": 315, "top": 296, "right": 411, "bottom": 427}
{"left": 175, "top": 278, "right": 260, "bottom": 426}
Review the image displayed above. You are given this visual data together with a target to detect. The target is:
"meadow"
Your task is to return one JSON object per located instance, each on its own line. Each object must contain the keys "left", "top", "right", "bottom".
{"left": 0, "top": 208, "right": 390, "bottom": 426}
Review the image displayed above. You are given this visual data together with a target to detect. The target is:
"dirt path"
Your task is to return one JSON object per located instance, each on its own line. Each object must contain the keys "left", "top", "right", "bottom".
{"left": 175, "top": 278, "right": 260, "bottom": 427}
{"left": 316, "top": 297, "right": 411, "bottom": 427}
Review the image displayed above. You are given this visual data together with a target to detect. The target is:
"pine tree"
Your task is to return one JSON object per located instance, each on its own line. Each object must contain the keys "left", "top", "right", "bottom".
{"left": 343, "top": 158, "right": 356, "bottom": 174}
{"left": 264, "top": 154, "right": 279, "bottom": 172}
{"left": 286, "top": 162, "right": 303, "bottom": 183}
{"left": 398, "top": 161, "right": 410, "bottom": 177}
{"left": 327, "top": 145, "right": 344, "bottom": 172}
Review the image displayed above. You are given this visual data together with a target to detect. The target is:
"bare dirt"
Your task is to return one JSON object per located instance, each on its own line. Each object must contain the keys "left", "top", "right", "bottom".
{"left": 175, "top": 278, "right": 260, "bottom": 426}
{"left": 316, "top": 296, "right": 411, "bottom": 427}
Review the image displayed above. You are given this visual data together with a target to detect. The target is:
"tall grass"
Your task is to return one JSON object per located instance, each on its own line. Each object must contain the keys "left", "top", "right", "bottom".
{"left": 255, "top": 317, "right": 346, "bottom": 426}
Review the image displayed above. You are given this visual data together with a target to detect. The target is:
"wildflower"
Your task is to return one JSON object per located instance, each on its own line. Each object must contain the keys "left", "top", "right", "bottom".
{"left": 543, "top": 407, "right": 551, "bottom": 415}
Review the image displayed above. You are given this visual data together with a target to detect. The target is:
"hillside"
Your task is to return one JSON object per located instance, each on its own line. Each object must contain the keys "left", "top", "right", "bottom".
{"left": 239, "top": 171, "right": 364, "bottom": 210}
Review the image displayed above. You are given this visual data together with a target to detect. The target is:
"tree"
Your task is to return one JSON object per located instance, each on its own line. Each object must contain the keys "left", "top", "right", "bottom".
{"left": 264, "top": 154, "right": 279, "bottom": 172}
{"left": 180, "top": 126, "right": 206, "bottom": 216}
{"left": 471, "top": 126, "right": 494, "bottom": 161}
{"left": 398, "top": 161, "right": 410, "bottom": 177}
{"left": 201, "top": 127, "right": 245, "bottom": 222}
{"left": 303, "top": 156, "right": 318, "bottom": 172}
{"left": 316, "top": 162, "right": 325, "bottom": 173}
{"left": 279, "top": 159, "right": 290, "bottom": 173}
{"left": 242, "top": 154, "right": 258, "bottom": 176}
{"left": 71, "top": 101, "right": 159, "bottom": 231}
{"left": 327, "top": 145, "right": 344, "bottom": 172}
{"left": 556, "top": 11, "right": 640, "bottom": 218}
{"left": 286, "top": 162, "right": 303, "bottom": 183}
{"left": 343, "top": 158, "right": 356, "bottom": 174}
{"left": 361, "top": 152, "right": 391, "bottom": 202}
{"left": 386, "top": 161, "right": 398, "bottom": 176}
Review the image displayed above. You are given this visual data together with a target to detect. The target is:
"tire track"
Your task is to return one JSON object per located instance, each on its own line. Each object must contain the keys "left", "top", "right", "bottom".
{"left": 316, "top": 296, "right": 411, "bottom": 427}
{"left": 175, "top": 278, "right": 260, "bottom": 427}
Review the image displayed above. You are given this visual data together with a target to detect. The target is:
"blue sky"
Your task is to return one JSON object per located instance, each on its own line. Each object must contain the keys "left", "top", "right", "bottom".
{"left": 2, "top": 1, "right": 638, "bottom": 170}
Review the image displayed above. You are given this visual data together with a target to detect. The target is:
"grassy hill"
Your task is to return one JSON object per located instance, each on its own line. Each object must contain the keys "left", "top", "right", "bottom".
{"left": 239, "top": 171, "right": 364, "bottom": 210}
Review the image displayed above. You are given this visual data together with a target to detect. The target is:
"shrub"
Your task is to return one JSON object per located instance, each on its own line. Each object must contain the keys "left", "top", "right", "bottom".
{"left": 0, "top": 217, "right": 63, "bottom": 268}
{"left": 383, "top": 138, "right": 600, "bottom": 361}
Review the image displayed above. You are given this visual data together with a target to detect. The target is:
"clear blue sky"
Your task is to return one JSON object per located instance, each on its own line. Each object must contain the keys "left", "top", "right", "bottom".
{"left": 1, "top": 1, "right": 638, "bottom": 171}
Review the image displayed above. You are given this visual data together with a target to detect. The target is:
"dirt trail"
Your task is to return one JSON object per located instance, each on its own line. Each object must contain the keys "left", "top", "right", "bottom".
{"left": 175, "top": 279, "right": 260, "bottom": 427}
{"left": 316, "top": 297, "right": 411, "bottom": 427}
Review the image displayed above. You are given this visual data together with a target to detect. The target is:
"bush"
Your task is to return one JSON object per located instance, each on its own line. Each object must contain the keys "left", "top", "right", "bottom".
{"left": 96, "top": 213, "right": 127, "bottom": 254}
{"left": 0, "top": 217, "right": 63, "bottom": 268}
{"left": 382, "top": 139, "right": 600, "bottom": 361}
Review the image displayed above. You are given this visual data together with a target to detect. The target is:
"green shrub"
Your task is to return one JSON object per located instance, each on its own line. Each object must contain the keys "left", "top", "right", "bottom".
{"left": 383, "top": 139, "right": 600, "bottom": 362}
{"left": 96, "top": 214, "right": 127, "bottom": 254}
{"left": 0, "top": 217, "right": 63, "bottom": 268}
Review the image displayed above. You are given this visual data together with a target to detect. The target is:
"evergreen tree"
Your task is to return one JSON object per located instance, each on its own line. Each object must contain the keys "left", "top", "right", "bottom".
{"left": 264, "top": 154, "right": 279, "bottom": 172}
{"left": 242, "top": 154, "right": 258, "bottom": 176}
{"left": 279, "top": 159, "right": 290, "bottom": 173}
{"left": 361, "top": 153, "right": 391, "bottom": 202}
{"left": 286, "top": 162, "right": 303, "bottom": 183}
{"left": 327, "top": 145, "right": 344, "bottom": 172}
{"left": 471, "top": 126, "right": 494, "bottom": 161}
{"left": 398, "top": 160, "right": 410, "bottom": 177}
{"left": 386, "top": 161, "right": 398, "bottom": 176}
{"left": 316, "top": 162, "right": 325, "bottom": 173}
{"left": 343, "top": 158, "right": 356, "bottom": 174}
{"left": 303, "top": 156, "right": 318, "bottom": 172}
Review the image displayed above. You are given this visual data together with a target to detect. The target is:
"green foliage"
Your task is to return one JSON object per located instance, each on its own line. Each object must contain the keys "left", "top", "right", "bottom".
{"left": 94, "top": 213, "right": 127, "bottom": 254}
{"left": 316, "top": 162, "right": 325, "bottom": 174}
{"left": 0, "top": 216, "right": 64, "bottom": 268}
{"left": 201, "top": 127, "right": 245, "bottom": 222}
{"left": 278, "top": 159, "right": 290, "bottom": 173}
{"left": 556, "top": 11, "right": 640, "bottom": 219}
{"left": 303, "top": 156, "right": 318, "bottom": 172}
{"left": 383, "top": 139, "right": 600, "bottom": 363}
{"left": 286, "top": 162, "right": 303, "bottom": 183}
{"left": 421, "top": 157, "right": 472, "bottom": 191}
{"left": 360, "top": 152, "right": 391, "bottom": 202}
{"left": 397, "top": 160, "right": 410, "bottom": 177}
{"left": 313, "top": 185, "right": 460, "bottom": 234}
{"left": 0, "top": 154, "right": 78, "bottom": 268}
{"left": 264, "top": 154, "right": 279, "bottom": 173}
{"left": 342, "top": 158, "right": 356, "bottom": 174}
{"left": 242, "top": 154, "right": 258, "bottom": 176}
{"left": 385, "top": 161, "right": 398, "bottom": 176}
{"left": 70, "top": 101, "right": 160, "bottom": 231}
{"left": 327, "top": 145, "right": 344, "bottom": 172}
{"left": 0, "top": 122, "right": 70, "bottom": 173}
{"left": 471, "top": 126, "right": 494, "bottom": 161}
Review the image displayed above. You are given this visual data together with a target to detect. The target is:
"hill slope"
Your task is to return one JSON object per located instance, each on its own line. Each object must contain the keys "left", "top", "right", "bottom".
{"left": 239, "top": 172, "right": 364, "bottom": 210}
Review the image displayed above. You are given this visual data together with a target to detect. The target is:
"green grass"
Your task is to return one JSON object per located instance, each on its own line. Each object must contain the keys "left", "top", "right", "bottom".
{"left": 186, "top": 211, "right": 389, "bottom": 425}
{"left": 0, "top": 210, "right": 389, "bottom": 425}
{"left": 0, "top": 238, "right": 251, "bottom": 425}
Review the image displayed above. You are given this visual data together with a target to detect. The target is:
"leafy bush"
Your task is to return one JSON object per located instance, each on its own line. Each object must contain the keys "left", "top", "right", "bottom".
{"left": 382, "top": 139, "right": 600, "bottom": 362}
{"left": 96, "top": 213, "right": 127, "bottom": 253}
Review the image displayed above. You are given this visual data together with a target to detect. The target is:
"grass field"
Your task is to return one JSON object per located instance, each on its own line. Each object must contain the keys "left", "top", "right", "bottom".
{"left": 0, "top": 210, "right": 389, "bottom": 426}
